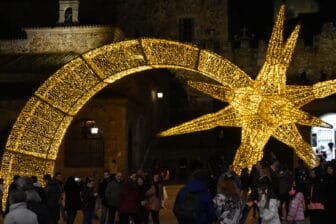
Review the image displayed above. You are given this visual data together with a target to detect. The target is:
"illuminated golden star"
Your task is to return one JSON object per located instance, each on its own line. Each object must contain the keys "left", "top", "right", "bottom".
{"left": 158, "top": 5, "right": 336, "bottom": 173}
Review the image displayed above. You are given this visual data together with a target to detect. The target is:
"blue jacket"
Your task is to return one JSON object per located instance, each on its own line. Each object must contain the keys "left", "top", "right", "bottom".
{"left": 174, "top": 180, "right": 215, "bottom": 224}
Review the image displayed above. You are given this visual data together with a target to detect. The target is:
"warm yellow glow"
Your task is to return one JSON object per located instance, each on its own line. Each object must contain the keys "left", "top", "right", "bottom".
{"left": 0, "top": 38, "right": 224, "bottom": 210}
{"left": 2, "top": 5, "right": 336, "bottom": 210}
{"left": 159, "top": 5, "right": 336, "bottom": 174}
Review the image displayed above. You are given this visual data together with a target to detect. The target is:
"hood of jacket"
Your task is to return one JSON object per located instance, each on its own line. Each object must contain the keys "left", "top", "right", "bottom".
{"left": 9, "top": 202, "right": 27, "bottom": 211}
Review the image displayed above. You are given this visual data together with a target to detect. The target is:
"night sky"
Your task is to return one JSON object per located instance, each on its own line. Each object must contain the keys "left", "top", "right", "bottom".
{"left": 0, "top": 0, "right": 335, "bottom": 43}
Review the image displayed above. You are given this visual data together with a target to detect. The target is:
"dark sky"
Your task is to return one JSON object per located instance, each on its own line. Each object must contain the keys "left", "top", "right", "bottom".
{"left": 0, "top": 0, "right": 335, "bottom": 43}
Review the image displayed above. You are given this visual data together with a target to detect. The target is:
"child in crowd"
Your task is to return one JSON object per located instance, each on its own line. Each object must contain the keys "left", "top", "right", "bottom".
{"left": 287, "top": 187, "right": 305, "bottom": 224}
{"left": 213, "top": 178, "right": 242, "bottom": 224}
{"left": 255, "top": 176, "right": 281, "bottom": 224}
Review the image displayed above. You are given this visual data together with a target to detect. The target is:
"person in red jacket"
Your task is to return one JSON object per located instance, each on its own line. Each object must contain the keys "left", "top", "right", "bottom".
{"left": 118, "top": 178, "right": 142, "bottom": 224}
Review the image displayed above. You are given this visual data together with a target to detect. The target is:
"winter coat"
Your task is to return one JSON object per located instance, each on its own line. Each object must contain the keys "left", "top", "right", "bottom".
{"left": 4, "top": 202, "right": 38, "bottom": 224}
{"left": 324, "top": 174, "right": 336, "bottom": 224}
{"left": 64, "top": 181, "right": 82, "bottom": 212}
{"left": 27, "top": 201, "right": 51, "bottom": 224}
{"left": 278, "top": 171, "right": 293, "bottom": 195}
{"left": 269, "top": 168, "right": 280, "bottom": 197}
{"left": 309, "top": 177, "right": 326, "bottom": 205}
{"left": 287, "top": 192, "right": 305, "bottom": 222}
{"left": 249, "top": 165, "right": 260, "bottom": 200}
{"left": 240, "top": 172, "right": 250, "bottom": 192}
{"left": 45, "top": 180, "right": 62, "bottom": 209}
{"left": 98, "top": 178, "right": 110, "bottom": 206}
{"left": 105, "top": 179, "right": 124, "bottom": 207}
{"left": 118, "top": 181, "right": 141, "bottom": 214}
{"left": 257, "top": 197, "right": 281, "bottom": 224}
{"left": 145, "top": 182, "right": 163, "bottom": 211}
{"left": 81, "top": 186, "right": 97, "bottom": 212}
{"left": 26, "top": 189, "right": 51, "bottom": 224}
{"left": 324, "top": 174, "right": 336, "bottom": 208}
{"left": 174, "top": 180, "right": 216, "bottom": 224}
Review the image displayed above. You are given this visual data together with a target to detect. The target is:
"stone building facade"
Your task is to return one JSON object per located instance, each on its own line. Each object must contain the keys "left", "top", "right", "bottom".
{"left": 0, "top": 26, "right": 124, "bottom": 54}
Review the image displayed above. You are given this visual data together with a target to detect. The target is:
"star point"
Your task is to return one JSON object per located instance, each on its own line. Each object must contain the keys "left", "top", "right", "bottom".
{"left": 159, "top": 5, "right": 336, "bottom": 173}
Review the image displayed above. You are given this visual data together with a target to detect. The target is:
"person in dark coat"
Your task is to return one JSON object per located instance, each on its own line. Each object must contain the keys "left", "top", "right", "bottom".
{"left": 240, "top": 167, "right": 250, "bottom": 204}
{"left": 308, "top": 167, "right": 326, "bottom": 224}
{"left": 324, "top": 163, "right": 336, "bottom": 224}
{"left": 174, "top": 169, "right": 216, "bottom": 224}
{"left": 44, "top": 174, "right": 62, "bottom": 224}
{"left": 249, "top": 161, "right": 262, "bottom": 218}
{"left": 64, "top": 176, "right": 82, "bottom": 224}
{"left": 98, "top": 170, "right": 111, "bottom": 224}
{"left": 136, "top": 176, "right": 151, "bottom": 224}
{"left": 277, "top": 166, "right": 293, "bottom": 220}
{"left": 269, "top": 158, "right": 280, "bottom": 198}
{"left": 118, "top": 179, "right": 142, "bottom": 224}
{"left": 31, "top": 176, "right": 45, "bottom": 203}
{"left": 4, "top": 175, "right": 20, "bottom": 215}
{"left": 81, "top": 178, "right": 97, "bottom": 224}
{"left": 105, "top": 171, "right": 124, "bottom": 224}
{"left": 294, "top": 159, "right": 310, "bottom": 207}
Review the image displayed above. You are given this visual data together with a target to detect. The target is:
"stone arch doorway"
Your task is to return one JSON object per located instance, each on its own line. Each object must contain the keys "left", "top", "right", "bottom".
{"left": 0, "top": 38, "right": 249, "bottom": 204}
{"left": 64, "top": 7, "right": 73, "bottom": 24}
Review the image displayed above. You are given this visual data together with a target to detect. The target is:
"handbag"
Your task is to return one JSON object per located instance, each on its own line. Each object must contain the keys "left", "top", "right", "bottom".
{"left": 308, "top": 202, "right": 324, "bottom": 210}
{"left": 308, "top": 185, "right": 325, "bottom": 210}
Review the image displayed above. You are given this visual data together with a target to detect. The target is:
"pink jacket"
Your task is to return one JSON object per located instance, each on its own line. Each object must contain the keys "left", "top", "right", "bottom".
{"left": 287, "top": 192, "right": 305, "bottom": 221}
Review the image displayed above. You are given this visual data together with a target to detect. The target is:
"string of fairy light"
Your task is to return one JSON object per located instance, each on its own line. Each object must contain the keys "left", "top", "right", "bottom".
{"left": 1, "top": 4, "right": 336, "bottom": 211}
{"left": 159, "top": 5, "right": 336, "bottom": 174}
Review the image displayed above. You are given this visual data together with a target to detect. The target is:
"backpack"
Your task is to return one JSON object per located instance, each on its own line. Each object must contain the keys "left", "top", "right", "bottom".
{"left": 174, "top": 190, "right": 200, "bottom": 223}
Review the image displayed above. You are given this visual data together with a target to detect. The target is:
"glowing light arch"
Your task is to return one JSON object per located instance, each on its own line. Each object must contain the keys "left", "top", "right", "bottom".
{"left": 0, "top": 38, "right": 247, "bottom": 206}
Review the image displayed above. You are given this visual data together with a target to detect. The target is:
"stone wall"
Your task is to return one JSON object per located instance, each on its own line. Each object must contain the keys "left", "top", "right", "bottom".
{"left": 116, "top": 0, "right": 229, "bottom": 44}
{"left": 55, "top": 98, "right": 128, "bottom": 179}
{"left": 224, "top": 22, "right": 336, "bottom": 83}
{"left": 0, "top": 26, "right": 124, "bottom": 54}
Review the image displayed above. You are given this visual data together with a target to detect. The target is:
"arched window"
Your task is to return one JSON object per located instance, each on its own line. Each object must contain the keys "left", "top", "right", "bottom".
{"left": 64, "top": 7, "right": 73, "bottom": 24}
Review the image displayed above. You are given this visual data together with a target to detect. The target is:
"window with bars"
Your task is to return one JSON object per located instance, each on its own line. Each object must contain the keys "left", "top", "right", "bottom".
{"left": 64, "top": 120, "right": 104, "bottom": 168}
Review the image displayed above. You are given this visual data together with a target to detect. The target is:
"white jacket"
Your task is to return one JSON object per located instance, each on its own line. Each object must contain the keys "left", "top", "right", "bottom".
{"left": 258, "top": 197, "right": 281, "bottom": 224}
{"left": 4, "top": 202, "right": 38, "bottom": 224}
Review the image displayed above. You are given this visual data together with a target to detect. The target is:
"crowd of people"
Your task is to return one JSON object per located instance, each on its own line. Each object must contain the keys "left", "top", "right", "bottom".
{"left": 1, "top": 153, "right": 336, "bottom": 224}
{"left": 173, "top": 154, "right": 336, "bottom": 224}
{"left": 1, "top": 168, "right": 170, "bottom": 224}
